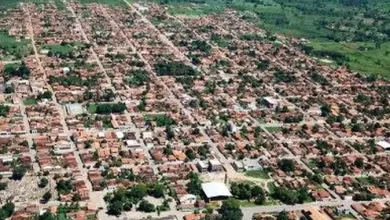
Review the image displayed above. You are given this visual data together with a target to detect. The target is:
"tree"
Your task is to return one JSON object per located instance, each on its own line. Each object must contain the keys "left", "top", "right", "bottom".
{"left": 185, "top": 149, "right": 196, "bottom": 161}
{"left": 108, "top": 200, "right": 123, "bottom": 216}
{"left": 278, "top": 159, "right": 295, "bottom": 172}
{"left": 37, "top": 212, "right": 57, "bottom": 220}
{"left": 38, "top": 178, "right": 49, "bottom": 188}
{"left": 149, "top": 184, "right": 165, "bottom": 198}
{"left": 219, "top": 198, "right": 243, "bottom": 220}
{"left": 11, "top": 165, "right": 27, "bottom": 180}
{"left": 0, "top": 182, "right": 7, "bottom": 191}
{"left": 42, "top": 191, "right": 52, "bottom": 203}
{"left": 138, "top": 200, "right": 155, "bottom": 212}
{"left": 186, "top": 172, "right": 202, "bottom": 195}
{"left": 123, "top": 202, "right": 133, "bottom": 211}
{"left": 72, "top": 193, "right": 81, "bottom": 202}
{"left": 253, "top": 186, "right": 266, "bottom": 205}
{"left": 277, "top": 211, "right": 289, "bottom": 220}
{"left": 354, "top": 158, "right": 364, "bottom": 169}
{"left": 129, "top": 184, "right": 148, "bottom": 202}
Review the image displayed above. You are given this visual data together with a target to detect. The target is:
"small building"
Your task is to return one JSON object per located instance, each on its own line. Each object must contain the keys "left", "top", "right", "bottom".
{"left": 208, "top": 159, "right": 223, "bottom": 172}
{"left": 233, "top": 161, "right": 244, "bottom": 172}
{"left": 377, "top": 141, "right": 390, "bottom": 150}
{"left": 197, "top": 160, "right": 208, "bottom": 172}
{"left": 242, "top": 159, "right": 262, "bottom": 171}
{"left": 53, "top": 141, "right": 73, "bottom": 154}
{"left": 179, "top": 194, "right": 197, "bottom": 205}
{"left": 125, "top": 139, "right": 141, "bottom": 148}
{"left": 262, "top": 97, "right": 279, "bottom": 109}
{"left": 201, "top": 182, "right": 232, "bottom": 201}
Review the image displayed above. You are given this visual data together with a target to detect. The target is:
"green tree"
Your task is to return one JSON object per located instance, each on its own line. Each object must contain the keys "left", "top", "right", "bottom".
{"left": 138, "top": 200, "right": 155, "bottom": 212}
{"left": 108, "top": 200, "right": 123, "bottom": 216}
{"left": 185, "top": 149, "right": 196, "bottom": 161}
{"left": 277, "top": 211, "right": 289, "bottom": 220}
{"left": 219, "top": 198, "right": 243, "bottom": 220}
{"left": 42, "top": 191, "right": 52, "bottom": 203}
{"left": 38, "top": 178, "right": 49, "bottom": 188}
{"left": 186, "top": 172, "right": 202, "bottom": 195}
{"left": 278, "top": 159, "right": 295, "bottom": 172}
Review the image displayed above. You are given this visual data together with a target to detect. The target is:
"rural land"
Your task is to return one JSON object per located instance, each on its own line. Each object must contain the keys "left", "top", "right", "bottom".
{"left": 0, "top": 0, "right": 390, "bottom": 220}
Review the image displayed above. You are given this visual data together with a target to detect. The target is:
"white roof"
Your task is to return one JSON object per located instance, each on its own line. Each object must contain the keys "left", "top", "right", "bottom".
{"left": 201, "top": 182, "right": 232, "bottom": 198}
{"left": 115, "top": 132, "right": 124, "bottom": 139}
{"left": 125, "top": 139, "right": 140, "bottom": 146}
{"left": 197, "top": 160, "right": 207, "bottom": 168}
{"left": 209, "top": 159, "right": 222, "bottom": 166}
{"left": 263, "top": 96, "right": 278, "bottom": 105}
{"left": 377, "top": 141, "right": 390, "bottom": 149}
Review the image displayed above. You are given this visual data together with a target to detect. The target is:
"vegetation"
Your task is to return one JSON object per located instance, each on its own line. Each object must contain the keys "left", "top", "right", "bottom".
{"left": 245, "top": 170, "right": 270, "bottom": 179}
{"left": 105, "top": 183, "right": 167, "bottom": 216}
{"left": 11, "top": 165, "right": 28, "bottom": 180}
{"left": 49, "top": 73, "right": 100, "bottom": 87}
{"left": 23, "top": 98, "right": 38, "bottom": 106}
{"left": 186, "top": 172, "right": 202, "bottom": 195}
{"left": 125, "top": 70, "right": 149, "bottom": 86}
{"left": 219, "top": 198, "right": 243, "bottom": 220}
{"left": 3, "top": 62, "right": 30, "bottom": 82}
{"left": 0, "top": 31, "right": 31, "bottom": 59}
{"left": 43, "top": 42, "right": 86, "bottom": 58}
{"left": 0, "top": 182, "right": 7, "bottom": 191}
{"left": 154, "top": 61, "right": 198, "bottom": 76}
{"left": 88, "top": 103, "right": 126, "bottom": 114}
{"left": 156, "top": 0, "right": 390, "bottom": 77}
{"left": 144, "top": 114, "right": 176, "bottom": 127}
{"left": 230, "top": 182, "right": 266, "bottom": 205}
{"left": 38, "top": 177, "right": 49, "bottom": 188}
{"left": 0, "top": 105, "right": 10, "bottom": 117}
{"left": 271, "top": 187, "right": 310, "bottom": 204}
{"left": 0, "top": 202, "right": 15, "bottom": 220}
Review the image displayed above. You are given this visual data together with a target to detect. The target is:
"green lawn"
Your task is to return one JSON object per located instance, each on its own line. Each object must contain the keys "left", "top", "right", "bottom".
{"left": 87, "top": 103, "right": 97, "bottom": 114}
{"left": 245, "top": 170, "right": 270, "bottom": 179}
{"left": 264, "top": 126, "right": 282, "bottom": 133}
{"left": 23, "top": 98, "right": 37, "bottom": 105}
{"left": 267, "top": 182, "right": 276, "bottom": 194}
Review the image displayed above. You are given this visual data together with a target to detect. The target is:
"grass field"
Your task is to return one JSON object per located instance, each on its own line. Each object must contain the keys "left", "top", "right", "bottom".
{"left": 264, "top": 126, "right": 282, "bottom": 133}
{"left": 87, "top": 103, "right": 97, "bottom": 114}
{"left": 0, "top": 32, "right": 31, "bottom": 60}
{"left": 23, "top": 98, "right": 38, "bottom": 105}
{"left": 245, "top": 170, "right": 270, "bottom": 179}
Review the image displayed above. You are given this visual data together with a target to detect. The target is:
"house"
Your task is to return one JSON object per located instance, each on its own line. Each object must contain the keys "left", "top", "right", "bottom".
{"left": 179, "top": 194, "right": 197, "bottom": 205}
{"left": 262, "top": 97, "right": 279, "bottom": 109}
{"left": 53, "top": 141, "right": 73, "bottom": 154}
{"left": 376, "top": 141, "right": 390, "bottom": 151}
{"left": 196, "top": 160, "right": 208, "bottom": 172}
{"left": 208, "top": 159, "right": 223, "bottom": 172}
{"left": 242, "top": 158, "right": 262, "bottom": 171}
